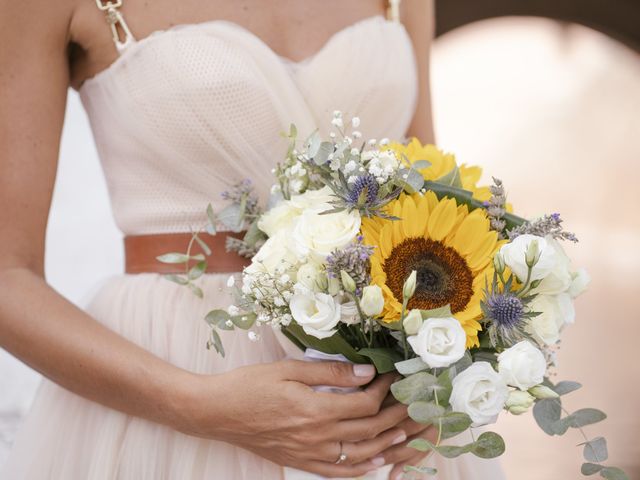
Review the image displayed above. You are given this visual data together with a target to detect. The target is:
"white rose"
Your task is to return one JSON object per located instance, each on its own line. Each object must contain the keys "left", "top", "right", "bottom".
{"left": 289, "top": 287, "right": 341, "bottom": 339}
{"left": 568, "top": 268, "right": 590, "bottom": 298}
{"left": 292, "top": 208, "right": 361, "bottom": 260}
{"left": 527, "top": 293, "right": 575, "bottom": 345}
{"left": 289, "top": 186, "right": 335, "bottom": 211}
{"left": 245, "top": 232, "right": 299, "bottom": 276}
{"left": 534, "top": 238, "right": 572, "bottom": 294}
{"left": 498, "top": 341, "right": 546, "bottom": 390}
{"left": 407, "top": 317, "right": 466, "bottom": 368}
{"left": 450, "top": 362, "right": 509, "bottom": 426}
{"left": 360, "top": 285, "right": 385, "bottom": 317}
{"left": 500, "top": 234, "right": 556, "bottom": 283}
{"left": 258, "top": 201, "right": 300, "bottom": 237}
{"left": 403, "top": 309, "right": 423, "bottom": 335}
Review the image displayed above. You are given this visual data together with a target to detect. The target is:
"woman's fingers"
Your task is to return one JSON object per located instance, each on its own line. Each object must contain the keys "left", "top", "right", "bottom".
{"left": 295, "top": 458, "right": 380, "bottom": 479}
{"left": 395, "top": 417, "right": 431, "bottom": 438}
{"left": 373, "top": 425, "right": 438, "bottom": 467}
{"left": 281, "top": 360, "right": 376, "bottom": 388}
{"left": 333, "top": 402, "right": 408, "bottom": 442}
{"left": 315, "top": 427, "right": 407, "bottom": 465}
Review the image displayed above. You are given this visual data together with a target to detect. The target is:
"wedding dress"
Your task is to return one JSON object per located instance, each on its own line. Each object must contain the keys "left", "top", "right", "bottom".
{"left": 3, "top": 3, "right": 505, "bottom": 479}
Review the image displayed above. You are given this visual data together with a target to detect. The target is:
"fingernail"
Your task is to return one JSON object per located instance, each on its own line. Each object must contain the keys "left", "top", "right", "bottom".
{"left": 394, "top": 474, "right": 404, "bottom": 480}
{"left": 392, "top": 431, "right": 407, "bottom": 445}
{"left": 353, "top": 364, "right": 376, "bottom": 377}
{"left": 371, "top": 456, "right": 385, "bottom": 467}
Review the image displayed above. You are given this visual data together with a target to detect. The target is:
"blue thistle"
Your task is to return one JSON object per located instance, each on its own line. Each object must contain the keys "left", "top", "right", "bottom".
{"left": 346, "top": 175, "right": 379, "bottom": 208}
{"left": 485, "top": 292, "right": 524, "bottom": 329}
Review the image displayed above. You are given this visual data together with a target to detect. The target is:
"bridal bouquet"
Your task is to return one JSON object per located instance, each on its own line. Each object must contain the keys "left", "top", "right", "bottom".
{"left": 161, "top": 112, "right": 627, "bottom": 479}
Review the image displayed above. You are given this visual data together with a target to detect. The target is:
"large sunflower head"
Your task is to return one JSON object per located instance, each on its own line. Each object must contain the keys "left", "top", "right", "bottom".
{"left": 386, "top": 139, "right": 492, "bottom": 203}
{"left": 361, "top": 191, "right": 503, "bottom": 347}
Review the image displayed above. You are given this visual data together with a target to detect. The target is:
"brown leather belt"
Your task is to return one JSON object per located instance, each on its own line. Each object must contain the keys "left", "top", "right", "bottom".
{"left": 124, "top": 232, "right": 251, "bottom": 274}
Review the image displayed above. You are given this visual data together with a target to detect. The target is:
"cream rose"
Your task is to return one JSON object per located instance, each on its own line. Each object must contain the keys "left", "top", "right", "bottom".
{"left": 450, "top": 362, "right": 509, "bottom": 426}
{"left": 360, "top": 285, "right": 385, "bottom": 317}
{"left": 244, "top": 232, "right": 299, "bottom": 277}
{"left": 527, "top": 293, "right": 575, "bottom": 345}
{"left": 289, "top": 286, "right": 341, "bottom": 339}
{"left": 498, "top": 341, "right": 546, "bottom": 390}
{"left": 500, "top": 234, "right": 557, "bottom": 283}
{"left": 296, "top": 262, "right": 322, "bottom": 291}
{"left": 292, "top": 208, "right": 361, "bottom": 260}
{"left": 407, "top": 317, "right": 466, "bottom": 368}
{"left": 258, "top": 201, "right": 300, "bottom": 237}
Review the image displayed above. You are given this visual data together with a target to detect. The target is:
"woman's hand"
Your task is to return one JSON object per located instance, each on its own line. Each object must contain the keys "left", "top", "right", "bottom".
{"left": 176, "top": 360, "right": 411, "bottom": 478}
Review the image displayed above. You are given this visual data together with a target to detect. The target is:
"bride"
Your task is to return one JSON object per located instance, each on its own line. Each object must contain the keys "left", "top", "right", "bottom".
{"left": 0, "top": 0, "right": 505, "bottom": 478}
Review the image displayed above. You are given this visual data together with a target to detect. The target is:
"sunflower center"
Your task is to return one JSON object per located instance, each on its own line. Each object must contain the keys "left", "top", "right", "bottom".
{"left": 382, "top": 237, "right": 474, "bottom": 313}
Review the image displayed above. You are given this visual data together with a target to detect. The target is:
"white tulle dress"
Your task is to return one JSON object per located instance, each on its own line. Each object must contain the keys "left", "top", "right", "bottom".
{"left": 2, "top": 7, "right": 505, "bottom": 480}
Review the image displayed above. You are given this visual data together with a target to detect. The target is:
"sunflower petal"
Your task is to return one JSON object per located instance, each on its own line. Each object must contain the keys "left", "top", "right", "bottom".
{"left": 427, "top": 198, "right": 458, "bottom": 241}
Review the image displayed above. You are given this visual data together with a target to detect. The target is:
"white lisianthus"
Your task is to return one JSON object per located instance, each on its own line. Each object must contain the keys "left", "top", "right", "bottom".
{"left": 450, "top": 362, "right": 509, "bottom": 426}
{"left": 244, "top": 232, "right": 299, "bottom": 277}
{"left": 296, "top": 262, "right": 322, "bottom": 291}
{"left": 500, "top": 234, "right": 557, "bottom": 283}
{"left": 498, "top": 341, "right": 546, "bottom": 390}
{"left": 292, "top": 208, "right": 361, "bottom": 260}
{"left": 533, "top": 237, "right": 572, "bottom": 295}
{"left": 407, "top": 317, "right": 466, "bottom": 368}
{"left": 289, "top": 186, "right": 335, "bottom": 211}
{"left": 527, "top": 293, "right": 575, "bottom": 345}
{"left": 505, "top": 390, "right": 535, "bottom": 415}
{"left": 338, "top": 296, "right": 359, "bottom": 325}
{"left": 568, "top": 268, "right": 590, "bottom": 298}
{"left": 403, "top": 309, "right": 423, "bottom": 335}
{"left": 289, "top": 285, "right": 341, "bottom": 339}
{"left": 360, "top": 285, "right": 385, "bottom": 317}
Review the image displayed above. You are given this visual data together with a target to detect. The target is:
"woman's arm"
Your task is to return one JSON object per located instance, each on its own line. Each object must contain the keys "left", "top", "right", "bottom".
{"left": 403, "top": 0, "right": 436, "bottom": 143}
{"left": 0, "top": 2, "right": 414, "bottom": 477}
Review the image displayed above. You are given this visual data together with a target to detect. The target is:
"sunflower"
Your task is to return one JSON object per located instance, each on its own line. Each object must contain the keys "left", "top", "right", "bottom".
{"left": 386, "top": 139, "right": 491, "bottom": 202}
{"left": 361, "top": 191, "right": 503, "bottom": 347}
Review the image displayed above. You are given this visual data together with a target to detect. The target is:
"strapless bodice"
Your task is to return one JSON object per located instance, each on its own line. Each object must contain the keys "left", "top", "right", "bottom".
{"left": 79, "top": 15, "right": 417, "bottom": 234}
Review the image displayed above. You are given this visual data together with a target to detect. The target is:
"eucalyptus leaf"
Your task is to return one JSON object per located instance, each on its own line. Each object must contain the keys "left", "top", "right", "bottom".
{"left": 243, "top": 221, "right": 265, "bottom": 246}
{"left": 156, "top": 252, "right": 190, "bottom": 264}
{"left": 188, "top": 261, "right": 207, "bottom": 281}
{"left": 398, "top": 168, "right": 425, "bottom": 193}
{"left": 438, "top": 412, "right": 473, "bottom": 440}
{"left": 599, "top": 467, "right": 629, "bottom": 480}
{"left": 395, "top": 357, "right": 429, "bottom": 375}
{"left": 471, "top": 432, "right": 506, "bottom": 459}
{"left": 407, "top": 438, "right": 432, "bottom": 452}
{"left": 434, "top": 368, "right": 454, "bottom": 406}
{"left": 533, "top": 399, "right": 562, "bottom": 436}
{"left": 581, "top": 463, "right": 604, "bottom": 475}
{"left": 420, "top": 305, "right": 453, "bottom": 320}
{"left": 390, "top": 372, "right": 438, "bottom": 405}
{"left": 230, "top": 312, "right": 257, "bottom": 330}
{"left": 194, "top": 235, "right": 212, "bottom": 256}
{"left": 306, "top": 130, "right": 321, "bottom": 158}
{"left": 208, "top": 328, "right": 225, "bottom": 356}
{"left": 410, "top": 160, "right": 432, "bottom": 170}
{"left": 450, "top": 352, "right": 473, "bottom": 378}
{"left": 437, "top": 166, "right": 463, "bottom": 188}
{"left": 357, "top": 348, "right": 403, "bottom": 374}
{"left": 553, "top": 381, "right": 582, "bottom": 396}
{"left": 218, "top": 204, "right": 245, "bottom": 232}
{"left": 206, "top": 203, "right": 217, "bottom": 235}
{"left": 408, "top": 401, "right": 445, "bottom": 424}
{"left": 559, "top": 408, "right": 607, "bottom": 430}
{"left": 404, "top": 465, "right": 438, "bottom": 476}
{"left": 314, "top": 142, "right": 334, "bottom": 165}
{"left": 205, "top": 310, "right": 233, "bottom": 330}
{"left": 164, "top": 274, "right": 189, "bottom": 285}
{"left": 434, "top": 444, "right": 473, "bottom": 459}
{"left": 582, "top": 437, "right": 608, "bottom": 463}
{"left": 188, "top": 283, "right": 203, "bottom": 298}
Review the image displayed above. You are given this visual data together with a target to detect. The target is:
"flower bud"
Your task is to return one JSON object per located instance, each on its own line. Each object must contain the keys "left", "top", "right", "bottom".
{"left": 493, "top": 253, "right": 505, "bottom": 275}
{"left": 528, "top": 385, "right": 560, "bottom": 399}
{"left": 403, "top": 309, "right": 423, "bottom": 335}
{"left": 529, "top": 279, "right": 543, "bottom": 289}
{"left": 505, "top": 390, "right": 534, "bottom": 415}
{"left": 327, "top": 276, "right": 341, "bottom": 296}
{"left": 340, "top": 270, "right": 356, "bottom": 293}
{"left": 403, "top": 270, "right": 417, "bottom": 300}
{"left": 525, "top": 239, "right": 541, "bottom": 268}
{"left": 360, "top": 285, "right": 385, "bottom": 317}
{"left": 315, "top": 272, "right": 329, "bottom": 292}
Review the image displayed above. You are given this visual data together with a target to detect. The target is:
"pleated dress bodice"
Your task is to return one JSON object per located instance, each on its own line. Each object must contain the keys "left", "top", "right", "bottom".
{"left": 78, "top": 15, "right": 418, "bottom": 235}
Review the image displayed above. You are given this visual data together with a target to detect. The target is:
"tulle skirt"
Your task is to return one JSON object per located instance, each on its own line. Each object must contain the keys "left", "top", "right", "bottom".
{"left": 2, "top": 273, "right": 505, "bottom": 480}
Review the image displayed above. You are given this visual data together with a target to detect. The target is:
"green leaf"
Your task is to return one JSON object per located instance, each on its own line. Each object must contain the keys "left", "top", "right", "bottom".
{"left": 395, "top": 357, "right": 429, "bottom": 375}
{"left": 218, "top": 204, "right": 244, "bottom": 232}
{"left": 188, "top": 283, "right": 203, "bottom": 298}
{"left": 533, "top": 398, "right": 562, "bottom": 436}
{"left": 420, "top": 304, "right": 453, "bottom": 320}
{"left": 407, "top": 438, "right": 433, "bottom": 452}
{"left": 450, "top": 352, "right": 473, "bottom": 378}
{"left": 306, "top": 130, "right": 321, "bottom": 158}
{"left": 164, "top": 274, "right": 189, "bottom": 285}
{"left": 408, "top": 401, "right": 445, "bottom": 424}
{"left": 553, "top": 381, "right": 582, "bottom": 396}
{"left": 438, "top": 412, "right": 474, "bottom": 440}
{"left": 207, "top": 328, "right": 225, "bottom": 357}
{"left": 194, "top": 235, "right": 212, "bottom": 256}
{"left": 599, "top": 467, "right": 629, "bottom": 480}
{"left": 437, "top": 165, "right": 463, "bottom": 188}
{"left": 582, "top": 437, "right": 608, "bottom": 463}
{"left": 434, "top": 368, "right": 454, "bottom": 406}
{"left": 243, "top": 220, "right": 265, "bottom": 246}
{"left": 558, "top": 408, "right": 607, "bottom": 431}
{"left": 284, "top": 323, "right": 367, "bottom": 364}
{"left": 391, "top": 372, "right": 438, "bottom": 405}
{"left": 471, "top": 432, "right": 506, "bottom": 459}
{"left": 582, "top": 463, "right": 604, "bottom": 475}
{"left": 156, "top": 252, "right": 190, "bottom": 264}
{"left": 357, "top": 348, "right": 403, "bottom": 374}
{"left": 230, "top": 312, "right": 257, "bottom": 330}
{"left": 398, "top": 168, "right": 425, "bottom": 193}
{"left": 188, "top": 261, "right": 207, "bottom": 280}
{"left": 314, "top": 142, "right": 334, "bottom": 165}
{"left": 410, "top": 160, "right": 432, "bottom": 170}
{"left": 435, "top": 444, "right": 473, "bottom": 459}
{"left": 205, "top": 310, "right": 233, "bottom": 330}
{"left": 404, "top": 464, "right": 438, "bottom": 476}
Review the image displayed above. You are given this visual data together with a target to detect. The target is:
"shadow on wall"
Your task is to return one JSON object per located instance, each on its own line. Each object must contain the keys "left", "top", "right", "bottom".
{"left": 432, "top": 17, "right": 640, "bottom": 479}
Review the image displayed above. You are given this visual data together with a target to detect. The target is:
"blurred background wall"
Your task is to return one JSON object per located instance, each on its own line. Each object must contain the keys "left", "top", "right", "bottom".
{"left": 1, "top": 14, "right": 639, "bottom": 479}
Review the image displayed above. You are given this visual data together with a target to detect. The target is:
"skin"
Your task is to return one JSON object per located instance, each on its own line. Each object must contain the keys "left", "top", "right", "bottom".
{"left": 0, "top": 0, "right": 437, "bottom": 478}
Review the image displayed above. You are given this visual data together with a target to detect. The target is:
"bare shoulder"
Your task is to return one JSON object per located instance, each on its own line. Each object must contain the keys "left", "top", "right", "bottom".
{"left": 401, "top": 0, "right": 435, "bottom": 41}
{"left": 0, "top": 0, "right": 75, "bottom": 43}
